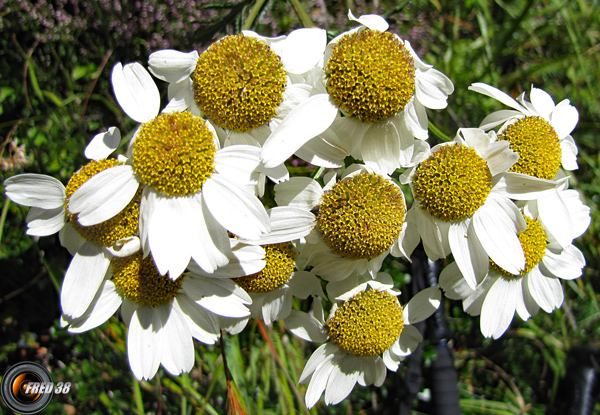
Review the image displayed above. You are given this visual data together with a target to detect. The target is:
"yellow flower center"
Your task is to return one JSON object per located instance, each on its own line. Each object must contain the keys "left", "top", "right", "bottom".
{"left": 316, "top": 172, "right": 406, "bottom": 260}
{"left": 112, "top": 253, "right": 183, "bottom": 307}
{"left": 497, "top": 116, "right": 562, "bottom": 180}
{"left": 132, "top": 111, "right": 216, "bottom": 196}
{"left": 325, "top": 29, "right": 415, "bottom": 123}
{"left": 326, "top": 290, "right": 404, "bottom": 357}
{"left": 491, "top": 216, "right": 547, "bottom": 279}
{"left": 192, "top": 34, "right": 287, "bottom": 133}
{"left": 412, "top": 144, "right": 492, "bottom": 222}
{"left": 234, "top": 243, "right": 295, "bottom": 293}
{"left": 65, "top": 160, "right": 141, "bottom": 246}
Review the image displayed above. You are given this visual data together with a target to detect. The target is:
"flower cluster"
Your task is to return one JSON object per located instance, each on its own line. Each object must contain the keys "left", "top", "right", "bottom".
{"left": 3, "top": 10, "right": 590, "bottom": 409}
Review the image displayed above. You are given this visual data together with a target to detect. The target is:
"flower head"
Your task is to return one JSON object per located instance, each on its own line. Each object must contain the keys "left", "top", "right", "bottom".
{"left": 469, "top": 82, "right": 579, "bottom": 178}
{"left": 287, "top": 273, "right": 440, "bottom": 408}
{"left": 67, "top": 62, "right": 272, "bottom": 280}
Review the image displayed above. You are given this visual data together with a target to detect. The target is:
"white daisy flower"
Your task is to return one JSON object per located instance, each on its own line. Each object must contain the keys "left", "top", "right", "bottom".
{"left": 401, "top": 127, "right": 556, "bottom": 289}
{"left": 469, "top": 82, "right": 579, "bottom": 179}
{"left": 212, "top": 206, "right": 322, "bottom": 325}
{"left": 286, "top": 275, "right": 441, "bottom": 408}
{"left": 439, "top": 203, "right": 587, "bottom": 339}
{"left": 147, "top": 28, "right": 338, "bottom": 193}
{"left": 67, "top": 62, "right": 271, "bottom": 280}
{"left": 4, "top": 129, "right": 141, "bottom": 321}
{"left": 262, "top": 10, "right": 454, "bottom": 174}
{"left": 61, "top": 247, "right": 256, "bottom": 380}
{"left": 274, "top": 164, "right": 409, "bottom": 281}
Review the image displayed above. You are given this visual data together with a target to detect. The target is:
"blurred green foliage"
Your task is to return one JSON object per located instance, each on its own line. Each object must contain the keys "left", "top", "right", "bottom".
{"left": 1, "top": 0, "right": 599, "bottom": 414}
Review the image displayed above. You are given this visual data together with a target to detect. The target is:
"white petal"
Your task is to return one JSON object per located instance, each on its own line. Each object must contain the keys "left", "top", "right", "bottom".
{"left": 67, "top": 281, "right": 122, "bottom": 333}
{"left": 112, "top": 62, "right": 160, "bottom": 123}
{"left": 60, "top": 242, "right": 110, "bottom": 320}
{"left": 403, "top": 286, "right": 441, "bottom": 324}
{"left": 164, "top": 78, "right": 195, "bottom": 112}
{"left": 274, "top": 177, "right": 322, "bottom": 210}
{"left": 395, "top": 324, "right": 423, "bottom": 356}
{"left": 403, "top": 100, "right": 429, "bottom": 140}
{"left": 239, "top": 206, "right": 315, "bottom": 245}
{"left": 383, "top": 349, "right": 402, "bottom": 371}
{"left": 261, "top": 289, "right": 292, "bottom": 324}
{"left": 479, "top": 110, "right": 523, "bottom": 130}
{"left": 184, "top": 277, "right": 251, "bottom": 318}
{"left": 188, "top": 240, "right": 265, "bottom": 278}
{"left": 68, "top": 164, "right": 139, "bottom": 226}
{"left": 214, "top": 144, "right": 261, "bottom": 184}
{"left": 412, "top": 207, "right": 446, "bottom": 260}
{"left": 304, "top": 358, "right": 334, "bottom": 409}
{"left": 527, "top": 267, "right": 564, "bottom": 313}
{"left": 156, "top": 303, "right": 194, "bottom": 376}
{"left": 293, "top": 135, "right": 347, "bottom": 168}
{"left": 261, "top": 94, "right": 338, "bottom": 169}
{"left": 469, "top": 83, "right": 528, "bottom": 113}
{"left": 176, "top": 295, "right": 219, "bottom": 344}
{"left": 147, "top": 197, "right": 193, "bottom": 278}
{"left": 448, "top": 219, "right": 487, "bottom": 289}
{"left": 538, "top": 189, "right": 582, "bottom": 247}
{"left": 128, "top": 307, "right": 162, "bottom": 380}
{"left": 439, "top": 261, "right": 476, "bottom": 300}
{"left": 148, "top": 49, "right": 198, "bottom": 83}
{"left": 551, "top": 100, "right": 579, "bottom": 139}
{"left": 473, "top": 193, "right": 526, "bottom": 275}
{"left": 25, "top": 206, "right": 66, "bottom": 236}
{"left": 203, "top": 175, "right": 269, "bottom": 239}
{"left": 287, "top": 271, "right": 325, "bottom": 299}
{"left": 106, "top": 236, "right": 141, "bottom": 258}
{"left": 415, "top": 68, "right": 453, "bottom": 109}
{"left": 348, "top": 10, "right": 389, "bottom": 31}
{"left": 462, "top": 273, "right": 498, "bottom": 316}
{"left": 494, "top": 172, "right": 560, "bottom": 200}
{"left": 324, "top": 357, "right": 361, "bottom": 405}
{"left": 84, "top": 127, "right": 121, "bottom": 160}
{"left": 480, "top": 278, "right": 518, "bottom": 339}
{"left": 4, "top": 174, "right": 65, "bottom": 209}
{"left": 190, "top": 194, "right": 231, "bottom": 274}
{"left": 281, "top": 28, "right": 326, "bottom": 74}
{"left": 540, "top": 245, "right": 584, "bottom": 280}
{"left": 529, "top": 87, "right": 555, "bottom": 119}
{"left": 514, "top": 279, "right": 531, "bottom": 321}
{"left": 59, "top": 222, "right": 85, "bottom": 255}
{"left": 285, "top": 309, "right": 328, "bottom": 342}
{"left": 361, "top": 122, "right": 401, "bottom": 174}
{"left": 299, "top": 343, "right": 335, "bottom": 383}
{"left": 309, "top": 251, "right": 357, "bottom": 281}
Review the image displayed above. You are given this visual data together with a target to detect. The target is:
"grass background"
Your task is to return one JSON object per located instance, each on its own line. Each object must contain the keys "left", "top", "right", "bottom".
{"left": 1, "top": 0, "right": 599, "bottom": 414}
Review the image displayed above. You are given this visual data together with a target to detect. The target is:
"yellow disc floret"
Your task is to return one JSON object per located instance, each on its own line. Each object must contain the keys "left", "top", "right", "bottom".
{"left": 234, "top": 243, "right": 295, "bottom": 293}
{"left": 412, "top": 144, "right": 492, "bottom": 222}
{"left": 192, "top": 34, "right": 287, "bottom": 133}
{"left": 316, "top": 172, "right": 406, "bottom": 260}
{"left": 326, "top": 290, "right": 404, "bottom": 357}
{"left": 497, "top": 116, "right": 562, "bottom": 180}
{"left": 65, "top": 159, "right": 141, "bottom": 246}
{"left": 325, "top": 29, "right": 415, "bottom": 123}
{"left": 112, "top": 253, "right": 183, "bottom": 307}
{"left": 491, "top": 216, "right": 547, "bottom": 279}
{"left": 132, "top": 111, "right": 216, "bottom": 196}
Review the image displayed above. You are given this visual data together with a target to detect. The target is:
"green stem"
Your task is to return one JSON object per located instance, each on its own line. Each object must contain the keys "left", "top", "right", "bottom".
{"left": 312, "top": 166, "right": 325, "bottom": 179}
{"left": 288, "top": 0, "right": 314, "bottom": 27}
{"left": 243, "top": 0, "right": 268, "bottom": 30}
{"left": 428, "top": 120, "right": 452, "bottom": 142}
{"left": 0, "top": 197, "right": 10, "bottom": 245}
